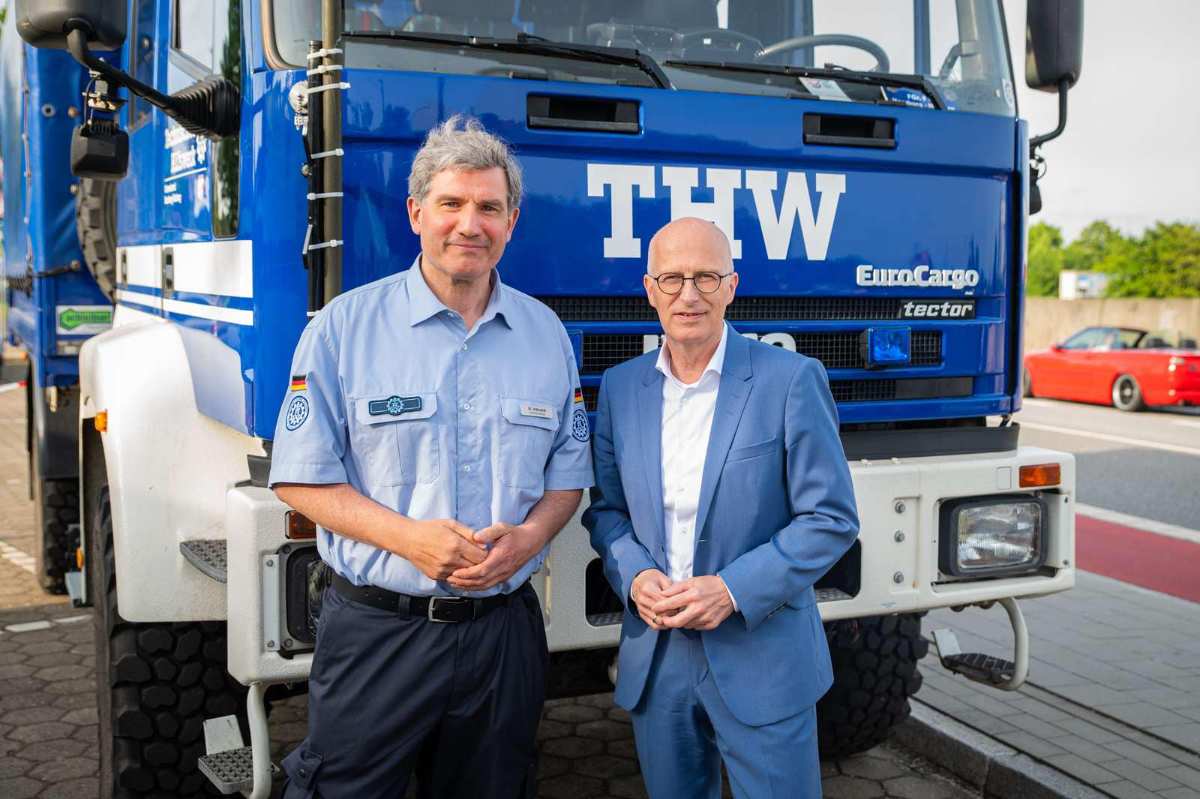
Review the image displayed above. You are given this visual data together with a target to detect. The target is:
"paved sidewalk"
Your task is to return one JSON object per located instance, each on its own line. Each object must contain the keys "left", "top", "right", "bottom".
{"left": 917, "top": 571, "right": 1200, "bottom": 798}
{"left": 0, "top": 604, "right": 978, "bottom": 799}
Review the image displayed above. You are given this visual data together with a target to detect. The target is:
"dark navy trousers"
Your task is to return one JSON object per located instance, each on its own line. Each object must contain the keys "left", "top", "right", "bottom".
{"left": 281, "top": 583, "right": 547, "bottom": 799}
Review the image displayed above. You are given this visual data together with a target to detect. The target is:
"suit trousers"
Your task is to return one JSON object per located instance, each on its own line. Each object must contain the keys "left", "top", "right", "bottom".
{"left": 280, "top": 583, "right": 546, "bottom": 799}
{"left": 630, "top": 628, "right": 821, "bottom": 799}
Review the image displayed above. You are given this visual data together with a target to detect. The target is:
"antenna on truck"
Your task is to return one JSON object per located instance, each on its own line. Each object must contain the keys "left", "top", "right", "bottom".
{"left": 301, "top": 0, "right": 346, "bottom": 313}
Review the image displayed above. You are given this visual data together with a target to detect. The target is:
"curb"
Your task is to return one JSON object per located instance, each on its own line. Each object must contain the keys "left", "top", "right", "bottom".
{"left": 893, "top": 700, "right": 1109, "bottom": 799}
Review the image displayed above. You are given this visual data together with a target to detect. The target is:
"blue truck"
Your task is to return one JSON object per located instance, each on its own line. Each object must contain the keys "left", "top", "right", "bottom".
{"left": 3, "top": 1, "right": 1083, "bottom": 796}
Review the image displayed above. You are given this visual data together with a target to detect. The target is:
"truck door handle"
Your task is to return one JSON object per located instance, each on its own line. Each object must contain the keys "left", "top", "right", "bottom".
{"left": 527, "top": 95, "right": 640, "bottom": 134}
{"left": 803, "top": 113, "right": 896, "bottom": 148}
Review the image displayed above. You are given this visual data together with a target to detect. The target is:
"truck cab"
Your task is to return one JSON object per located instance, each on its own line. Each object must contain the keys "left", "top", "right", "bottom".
{"left": 3, "top": 1, "right": 1083, "bottom": 796}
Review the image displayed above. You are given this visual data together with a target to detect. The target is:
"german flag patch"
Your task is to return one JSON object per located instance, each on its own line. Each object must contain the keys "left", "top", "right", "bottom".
{"left": 290, "top": 375, "right": 308, "bottom": 392}
{"left": 573, "top": 387, "right": 584, "bottom": 404}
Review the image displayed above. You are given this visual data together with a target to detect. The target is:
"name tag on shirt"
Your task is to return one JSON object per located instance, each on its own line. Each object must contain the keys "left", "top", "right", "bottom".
{"left": 520, "top": 402, "right": 554, "bottom": 420}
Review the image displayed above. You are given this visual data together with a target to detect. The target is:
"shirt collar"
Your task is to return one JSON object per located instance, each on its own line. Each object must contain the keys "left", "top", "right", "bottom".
{"left": 655, "top": 323, "right": 729, "bottom": 388}
{"left": 406, "top": 254, "right": 513, "bottom": 329}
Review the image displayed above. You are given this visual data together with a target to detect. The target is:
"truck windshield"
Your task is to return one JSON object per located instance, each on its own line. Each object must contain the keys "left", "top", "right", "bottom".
{"left": 271, "top": 0, "right": 1015, "bottom": 116}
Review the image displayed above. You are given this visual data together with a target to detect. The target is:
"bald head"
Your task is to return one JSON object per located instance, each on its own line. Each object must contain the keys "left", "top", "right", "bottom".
{"left": 647, "top": 217, "right": 733, "bottom": 275}
{"left": 642, "top": 217, "right": 739, "bottom": 356}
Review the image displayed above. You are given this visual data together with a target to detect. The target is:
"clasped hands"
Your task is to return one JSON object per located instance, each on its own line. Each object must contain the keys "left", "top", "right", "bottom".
{"left": 631, "top": 568, "right": 734, "bottom": 632}
{"left": 401, "top": 518, "right": 537, "bottom": 591}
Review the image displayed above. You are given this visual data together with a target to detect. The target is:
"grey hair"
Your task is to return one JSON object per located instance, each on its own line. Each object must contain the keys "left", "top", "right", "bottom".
{"left": 407, "top": 115, "right": 523, "bottom": 210}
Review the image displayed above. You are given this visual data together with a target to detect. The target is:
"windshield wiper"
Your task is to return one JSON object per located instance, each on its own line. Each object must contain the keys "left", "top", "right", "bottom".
{"left": 663, "top": 59, "right": 944, "bottom": 110}
{"left": 344, "top": 30, "right": 672, "bottom": 89}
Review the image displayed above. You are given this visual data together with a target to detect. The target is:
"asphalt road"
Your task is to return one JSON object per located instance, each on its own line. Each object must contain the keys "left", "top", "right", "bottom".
{"left": 1014, "top": 396, "right": 1200, "bottom": 603}
{"left": 1015, "top": 397, "right": 1200, "bottom": 531}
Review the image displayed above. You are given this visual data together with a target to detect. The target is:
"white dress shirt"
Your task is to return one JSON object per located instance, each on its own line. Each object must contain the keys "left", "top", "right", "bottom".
{"left": 656, "top": 326, "right": 732, "bottom": 599}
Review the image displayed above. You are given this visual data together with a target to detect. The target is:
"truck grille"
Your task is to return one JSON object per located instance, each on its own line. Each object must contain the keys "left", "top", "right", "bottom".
{"left": 581, "top": 332, "right": 942, "bottom": 373}
{"left": 541, "top": 295, "right": 909, "bottom": 322}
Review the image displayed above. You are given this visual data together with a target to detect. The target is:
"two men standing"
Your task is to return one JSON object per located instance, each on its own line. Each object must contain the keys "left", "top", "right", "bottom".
{"left": 271, "top": 116, "right": 858, "bottom": 798}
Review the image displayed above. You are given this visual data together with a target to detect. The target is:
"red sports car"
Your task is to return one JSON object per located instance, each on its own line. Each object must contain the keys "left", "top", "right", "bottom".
{"left": 1023, "top": 326, "right": 1200, "bottom": 411}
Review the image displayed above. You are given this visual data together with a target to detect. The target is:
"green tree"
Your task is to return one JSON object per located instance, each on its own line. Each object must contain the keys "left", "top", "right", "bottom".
{"left": 1064, "top": 221, "right": 1129, "bottom": 273}
{"left": 1026, "top": 222, "right": 1064, "bottom": 297}
{"left": 1105, "top": 222, "right": 1200, "bottom": 298}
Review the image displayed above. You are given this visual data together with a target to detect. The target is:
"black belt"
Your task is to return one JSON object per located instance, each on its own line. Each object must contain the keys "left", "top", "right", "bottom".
{"left": 331, "top": 573, "right": 524, "bottom": 623}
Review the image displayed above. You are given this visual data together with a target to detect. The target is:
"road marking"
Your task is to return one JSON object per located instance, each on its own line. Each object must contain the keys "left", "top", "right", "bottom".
{"left": 2, "top": 615, "right": 92, "bottom": 634}
{"left": 1170, "top": 418, "right": 1200, "bottom": 430}
{"left": 1076, "top": 503, "right": 1200, "bottom": 546}
{"left": 1020, "top": 421, "right": 1200, "bottom": 457}
{"left": 5, "top": 620, "right": 51, "bottom": 633}
{"left": 0, "top": 540, "right": 36, "bottom": 574}
{"left": 0, "top": 382, "right": 21, "bottom": 394}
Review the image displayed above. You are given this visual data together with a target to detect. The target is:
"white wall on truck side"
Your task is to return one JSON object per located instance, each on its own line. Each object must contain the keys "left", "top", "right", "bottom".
{"left": 79, "top": 314, "right": 262, "bottom": 622}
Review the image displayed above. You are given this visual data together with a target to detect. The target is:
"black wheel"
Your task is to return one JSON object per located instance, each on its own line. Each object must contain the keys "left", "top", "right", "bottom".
{"left": 1022, "top": 368, "right": 1034, "bottom": 398}
{"left": 33, "top": 465, "right": 79, "bottom": 595}
{"left": 30, "top": 402, "right": 79, "bottom": 594}
{"left": 817, "top": 613, "right": 928, "bottom": 759}
{"left": 75, "top": 177, "right": 118, "bottom": 301}
{"left": 1111, "top": 374, "right": 1145, "bottom": 412}
{"left": 90, "top": 473, "right": 248, "bottom": 797}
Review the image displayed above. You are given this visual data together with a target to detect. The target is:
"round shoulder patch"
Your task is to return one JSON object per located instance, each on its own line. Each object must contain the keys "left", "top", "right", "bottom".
{"left": 285, "top": 395, "right": 310, "bottom": 431}
{"left": 571, "top": 407, "right": 590, "bottom": 442}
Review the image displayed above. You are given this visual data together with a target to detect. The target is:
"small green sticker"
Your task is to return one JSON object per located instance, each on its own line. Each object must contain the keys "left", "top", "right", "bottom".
{"left": 55, "top": 306, "right": 114, "bottom": 336}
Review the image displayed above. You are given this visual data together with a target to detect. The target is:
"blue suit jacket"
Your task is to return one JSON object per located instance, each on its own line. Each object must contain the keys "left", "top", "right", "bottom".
{"left": 583, "top": 327, "right": 860, "bottom": 727}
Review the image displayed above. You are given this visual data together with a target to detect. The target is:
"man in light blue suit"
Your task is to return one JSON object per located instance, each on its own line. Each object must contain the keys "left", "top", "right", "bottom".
{"left": 583, "top": 218, "right": 860, "bottom": 798}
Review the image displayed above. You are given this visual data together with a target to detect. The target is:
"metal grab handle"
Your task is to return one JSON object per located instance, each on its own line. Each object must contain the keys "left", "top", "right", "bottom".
{"left": 996, "top": 597, "right": 1029, "bottom": 690}
{"left": 246, "top": 683, "right": 271, "bottom": 799}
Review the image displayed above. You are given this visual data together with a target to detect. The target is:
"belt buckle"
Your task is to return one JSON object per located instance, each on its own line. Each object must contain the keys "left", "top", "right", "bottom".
{"left": 427, "top": 596, "right": 465, "bottom": 623}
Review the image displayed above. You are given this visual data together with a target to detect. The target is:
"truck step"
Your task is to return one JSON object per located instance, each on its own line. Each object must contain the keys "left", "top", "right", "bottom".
{"left": 815, "top": 587, "right": 853, "bottom": 603}
{"left": 198, "top": 746, "right": 279, "bottom": 795}
{"left": 932, "top": 628, "right": 1016, "bottom": 685}
{"left": 942, "top": 652, "right": 1016, "bottom": 685}
{"left": 180, "top": 540, "right": 228, "bottom": 583}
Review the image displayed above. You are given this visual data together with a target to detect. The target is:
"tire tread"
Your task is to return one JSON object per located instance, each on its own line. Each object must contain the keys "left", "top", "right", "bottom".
{"left": 817, "top": 613, "right": 926, "bottom": 758}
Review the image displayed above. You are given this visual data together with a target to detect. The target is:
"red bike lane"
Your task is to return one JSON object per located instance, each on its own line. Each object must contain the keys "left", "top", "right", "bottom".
{"left": 1076, "top": 513, "right": 1200, "bottom": 603}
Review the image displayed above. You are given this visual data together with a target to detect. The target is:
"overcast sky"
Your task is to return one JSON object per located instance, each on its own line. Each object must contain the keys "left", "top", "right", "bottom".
{"left": 1003, "top": 0, "right": 1200, "bottom": 241}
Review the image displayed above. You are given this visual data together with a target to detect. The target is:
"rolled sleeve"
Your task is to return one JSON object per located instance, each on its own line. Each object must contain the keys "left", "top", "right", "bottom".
{"left": 542, "top": 327, "right": 594, "bottom": 491}
{"left": 268, "top": 319, "right": 349, "bottom": 487}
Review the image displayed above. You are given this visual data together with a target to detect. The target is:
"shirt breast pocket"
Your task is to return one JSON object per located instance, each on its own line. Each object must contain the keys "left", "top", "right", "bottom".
{"left": 350, "top": 393, "right": 439, "bottom": 487}
{"left": 499, "top": 397, "right": 558, "bottom": 490}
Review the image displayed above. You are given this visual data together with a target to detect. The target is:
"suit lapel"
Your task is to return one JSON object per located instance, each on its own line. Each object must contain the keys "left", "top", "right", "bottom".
{"left": 694, "top": 329, "right": 754, "bottom": 544}
{"left": 637, "top": 359, "right": 667, "bottom": 556}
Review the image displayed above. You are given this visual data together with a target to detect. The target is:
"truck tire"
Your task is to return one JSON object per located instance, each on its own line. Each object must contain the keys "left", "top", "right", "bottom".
{"left": 30, "top": 405, "right": 79, "bottom": 595}
{"left": 817, "top": 613, "right": 928, "bottom": 759}
{"left": 90, "top": 477, "right": 248, "bottom": 797}
{"left": 75, "top": 177, "right": 118, "bottom": 301}
{"left": 33, "top": 470, "right": 78, "bottom": 595}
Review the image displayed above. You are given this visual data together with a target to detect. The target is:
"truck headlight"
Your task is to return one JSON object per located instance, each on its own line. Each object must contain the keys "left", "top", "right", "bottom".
{"left": 938, "top": 496, "right": 1047, "bottom": 578}
{"left": 278, "top": 544, "right": 330, "bottom": 654}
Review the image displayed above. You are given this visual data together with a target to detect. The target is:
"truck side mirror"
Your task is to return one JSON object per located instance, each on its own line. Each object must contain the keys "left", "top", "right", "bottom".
{"left": 15, "top": 0, "right": 127, "bottom": 51}
{"left": 15, "top": 0, "right": 236, "bottom": 180}
{"left": 1025, "top": 0, "right": 1083, "bottom": 92}
{"left": 1024, "top": 0, "right": 1083, "bottom": 215}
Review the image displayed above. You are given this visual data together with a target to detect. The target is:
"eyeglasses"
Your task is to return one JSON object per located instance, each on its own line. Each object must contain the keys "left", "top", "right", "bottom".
{"left": 648, "top": 271, "right": 733, "bottom": 295}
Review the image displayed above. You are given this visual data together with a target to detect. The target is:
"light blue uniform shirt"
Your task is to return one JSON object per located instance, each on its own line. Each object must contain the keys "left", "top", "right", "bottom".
{"left": 268, "top": 259, "right": 593, "bottom": 597}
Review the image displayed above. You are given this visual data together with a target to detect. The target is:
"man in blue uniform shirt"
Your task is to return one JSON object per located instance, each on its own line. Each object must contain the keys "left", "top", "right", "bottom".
{"left": 269, "top": 116, "right": 592, "bottom": 798}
